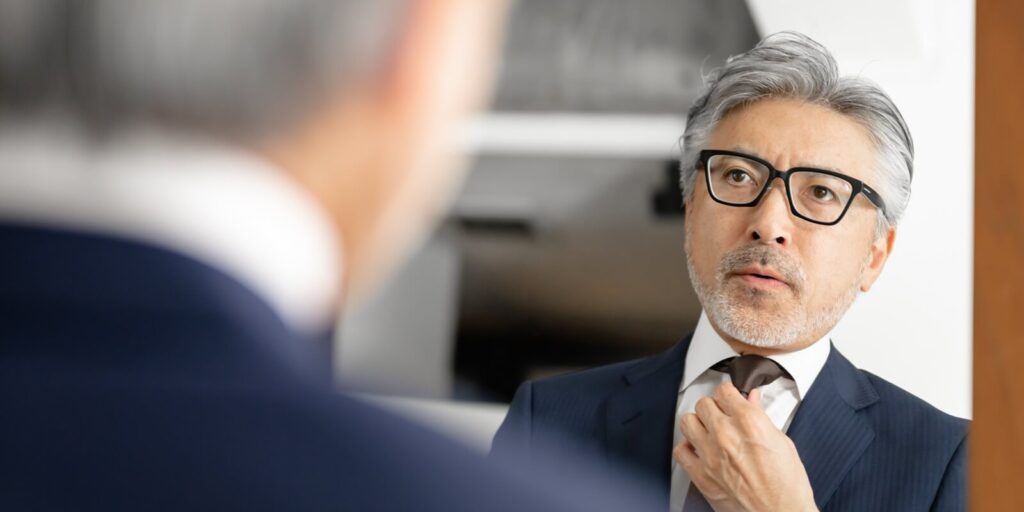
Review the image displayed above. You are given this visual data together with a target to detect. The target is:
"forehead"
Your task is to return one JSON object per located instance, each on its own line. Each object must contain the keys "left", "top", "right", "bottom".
{"left": 707, "top": 98, "right": 878, "bottom": 183}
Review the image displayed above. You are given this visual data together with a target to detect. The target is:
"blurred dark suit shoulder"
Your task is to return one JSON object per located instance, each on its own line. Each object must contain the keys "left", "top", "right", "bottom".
{"left": 493, "top": 336, "right": 968, "bottom": 511}
{"left": 0, "top": 222, "right": 656, "bottom": 511}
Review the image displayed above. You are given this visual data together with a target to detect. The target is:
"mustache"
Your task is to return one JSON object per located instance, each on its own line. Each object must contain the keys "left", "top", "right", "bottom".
{"left": 718, "top": 245, "right": 805, "bottom": 293}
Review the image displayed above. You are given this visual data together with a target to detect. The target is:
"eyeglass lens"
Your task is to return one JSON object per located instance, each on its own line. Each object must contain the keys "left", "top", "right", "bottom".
{"left": 706, "top": 154, "right": 854, "bottom": 223}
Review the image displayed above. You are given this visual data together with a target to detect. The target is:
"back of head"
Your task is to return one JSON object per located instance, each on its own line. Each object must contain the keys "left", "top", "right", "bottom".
{"left": 0, "top": 0, "right": 402, "bottom": 142}
{"left": 0, "top": 0, "right": 507, "bottom": 302}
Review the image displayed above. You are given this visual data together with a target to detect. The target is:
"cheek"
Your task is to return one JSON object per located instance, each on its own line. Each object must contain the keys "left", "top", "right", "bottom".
{"left": 686, "top": 201, "right": 741, "bottom": 275}
{"left": 799, "top": 240, "right": 865, "bottom": 301}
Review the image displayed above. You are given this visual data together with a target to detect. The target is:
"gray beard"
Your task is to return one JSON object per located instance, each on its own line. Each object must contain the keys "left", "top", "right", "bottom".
{"left": 683, "top": 238, "right": 867, "bottom": 349}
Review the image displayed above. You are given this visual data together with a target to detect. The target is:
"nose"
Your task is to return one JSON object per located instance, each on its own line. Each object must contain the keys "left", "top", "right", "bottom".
{"left": 748, "top": 181, "right": 794, "bottom": 246}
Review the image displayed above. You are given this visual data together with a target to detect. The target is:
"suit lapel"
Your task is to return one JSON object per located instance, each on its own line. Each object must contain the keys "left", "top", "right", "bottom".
{"left": 605, "top": 336, "right": 690, "bottom": 497}
{"left": 786, "top": 343, "right": 879, "bottom": 510}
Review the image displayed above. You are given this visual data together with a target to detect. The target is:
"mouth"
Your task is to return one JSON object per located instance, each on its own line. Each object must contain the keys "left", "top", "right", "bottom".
{"left": 731, "top": 267, "right": 790, "bottom": 290}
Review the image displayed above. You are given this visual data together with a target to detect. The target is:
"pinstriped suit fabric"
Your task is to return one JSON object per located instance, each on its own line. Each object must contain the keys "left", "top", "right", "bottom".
{"left": 492, "top": 337, "right": 967, "bottom": 512}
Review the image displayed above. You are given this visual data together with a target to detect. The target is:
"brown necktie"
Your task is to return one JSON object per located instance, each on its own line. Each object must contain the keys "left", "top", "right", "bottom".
{"left": 682, "top": 355, "right": 791, "bottom": 511}
{"left": 711, "top": 354, "right": 792, "bottom": 396}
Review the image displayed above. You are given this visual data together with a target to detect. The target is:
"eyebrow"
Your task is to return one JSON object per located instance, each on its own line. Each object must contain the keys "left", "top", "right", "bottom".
{"left": 725, "top": 145, "right": 846, "bottom": 174}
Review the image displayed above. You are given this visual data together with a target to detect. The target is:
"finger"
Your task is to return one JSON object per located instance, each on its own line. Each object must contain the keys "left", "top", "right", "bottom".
{"left": 694, "top": 395, "right": 726, "bottom": 426}
{"left": 674, "top": 441, "right": 708, "bottom": 481}
{"left": 679, "top": 412, "right": 710, "bottom": 451}
{"left": 748, "top": 387, "right": 762, "bottom": 407}
{"left": 712, "top": 382, "right": 752, "bottom": 416}
{"left": 674, "top": 441, "right": 728, "bottom": 499}
{"left": 672, "top": 439, "right": 697, "bottom": 467}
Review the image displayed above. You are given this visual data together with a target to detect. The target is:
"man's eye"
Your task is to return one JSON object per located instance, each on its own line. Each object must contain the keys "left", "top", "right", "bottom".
{"left": 810, "top": 185, "right": 835, "bottom": 201}
{"left": 727, "top": 169, "right": 752, "bottom": 183}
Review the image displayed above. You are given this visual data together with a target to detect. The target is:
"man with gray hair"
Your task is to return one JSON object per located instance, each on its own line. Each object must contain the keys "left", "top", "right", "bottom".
{"left": 0, "top": 1, "right": 665, "bottom": 510}
{"left": 493, "top": 32, "right": 967, "bottom": 511}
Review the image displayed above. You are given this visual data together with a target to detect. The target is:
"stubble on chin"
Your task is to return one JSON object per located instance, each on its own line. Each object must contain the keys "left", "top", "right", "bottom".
{"left": 684, "top": 238, "right": 861, "bottom": 348}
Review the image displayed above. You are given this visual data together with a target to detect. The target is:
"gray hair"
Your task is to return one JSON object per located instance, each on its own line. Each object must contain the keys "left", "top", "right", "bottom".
{"left": 680, "top": 31, "right": 914, "bottom": 236}
{"left": 0, "top": 0, "right": 404, "bottom": 140}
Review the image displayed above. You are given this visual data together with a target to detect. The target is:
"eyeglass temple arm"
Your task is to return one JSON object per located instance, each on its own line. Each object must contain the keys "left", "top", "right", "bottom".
{"left": 860, "top": 184, "right": 888, "bottom": 217}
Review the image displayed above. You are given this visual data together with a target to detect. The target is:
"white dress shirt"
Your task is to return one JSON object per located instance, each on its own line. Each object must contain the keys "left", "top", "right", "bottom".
{"left": 0, "top": 119, "right": 343, "bottom": 335}
{"left": 669, "top": 312, "right": 832, "bottom": 512}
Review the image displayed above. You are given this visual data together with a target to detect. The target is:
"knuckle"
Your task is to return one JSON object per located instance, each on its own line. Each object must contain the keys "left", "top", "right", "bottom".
{"left": 714, "top": 384, "right": 729, "bottom": 399}
{"left": 696, "top": 397, "right": 713, "bottom": 413}
{"left": 676, "top": 449, "right": 693, "bottom": 467}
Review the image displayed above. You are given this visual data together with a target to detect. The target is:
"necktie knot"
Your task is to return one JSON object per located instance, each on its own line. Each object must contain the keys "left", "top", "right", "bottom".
{"left": 711, "top": 354, "right": 791, "bottom": 396}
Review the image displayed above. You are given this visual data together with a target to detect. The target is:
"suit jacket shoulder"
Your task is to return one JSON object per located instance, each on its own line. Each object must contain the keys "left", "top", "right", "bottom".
{"left": 493, "top": 338, "right": 686, "bottom": 453}
{"left": 0, "top": 222, "right": 662, "bottom": 512}
{"left": 861, "top": 369, "right": 967, "bottom": 444}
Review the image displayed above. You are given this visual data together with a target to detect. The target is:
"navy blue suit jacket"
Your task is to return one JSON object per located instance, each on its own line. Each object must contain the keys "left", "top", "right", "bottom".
{"left": 0, "top": 222, "right": 660, "bottom": 511}
{"left": 492, "top": 334, "right": 968, "bottom": 511}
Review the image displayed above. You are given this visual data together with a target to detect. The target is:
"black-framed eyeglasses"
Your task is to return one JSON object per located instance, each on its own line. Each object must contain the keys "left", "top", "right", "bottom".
{"left": 698, "top": 149, "right": 888, "bottom": 226}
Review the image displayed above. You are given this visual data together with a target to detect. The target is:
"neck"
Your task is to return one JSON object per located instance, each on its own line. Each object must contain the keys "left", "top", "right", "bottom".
{"left": 707, "top": 319, "right": 824, "bottom": 356}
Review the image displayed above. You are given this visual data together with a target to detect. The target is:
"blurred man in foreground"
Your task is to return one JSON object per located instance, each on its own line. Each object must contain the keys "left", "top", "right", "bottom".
{"left": 0, "top": 1, "right": 659, "bottom": 510}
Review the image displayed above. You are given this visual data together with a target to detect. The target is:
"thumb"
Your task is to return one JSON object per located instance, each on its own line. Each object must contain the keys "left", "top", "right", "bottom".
{"left": 748, "top": 387, "right": 762, "bottom": 407}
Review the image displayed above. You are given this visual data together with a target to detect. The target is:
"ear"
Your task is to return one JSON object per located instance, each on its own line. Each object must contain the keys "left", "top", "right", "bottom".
{"left": 859, "top": 226, "right": 896, "bottom": 292}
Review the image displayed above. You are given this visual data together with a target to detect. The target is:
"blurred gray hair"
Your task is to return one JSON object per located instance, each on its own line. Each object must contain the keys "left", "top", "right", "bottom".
{"left": 680, "top": 31, "right": 914, "bottom": 236}
{"left": 0, "top": 0, "right": 404, "bottom": 140}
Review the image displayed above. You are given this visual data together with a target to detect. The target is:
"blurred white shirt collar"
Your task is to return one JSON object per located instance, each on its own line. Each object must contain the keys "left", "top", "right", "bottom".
{"left": 0, "top": 119, "right": 343, "bottom": 335}
{"left": 681, "top": 311, "right": 831, "bottom": 400}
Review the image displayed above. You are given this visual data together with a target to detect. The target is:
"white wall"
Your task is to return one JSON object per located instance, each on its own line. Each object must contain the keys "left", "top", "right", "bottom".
{"left": 747, "top": 0, "right": 975, "bottom": 419}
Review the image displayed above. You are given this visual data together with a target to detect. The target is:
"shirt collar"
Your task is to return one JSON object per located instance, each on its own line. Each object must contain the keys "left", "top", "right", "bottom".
{"left": 681, "top": 311, "right": 832, "bottom": 400}
{"left": 681, "top": 312, "right": 739, "bottom": 392}
{"left": 0, "top": 119, "right": 343, "bottom": 335}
